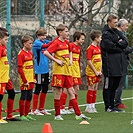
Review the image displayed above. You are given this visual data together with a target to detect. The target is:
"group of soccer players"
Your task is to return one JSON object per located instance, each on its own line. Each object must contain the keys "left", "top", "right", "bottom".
{"left": 0, "top": 24, "right": 102, "bottom": 123}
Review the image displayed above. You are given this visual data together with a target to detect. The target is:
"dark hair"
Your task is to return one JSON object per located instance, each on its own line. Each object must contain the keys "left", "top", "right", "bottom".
{"left": 73, "top": 31, "right": 86, "bottom": 41}
{"left": 56, "top": 24, "right": 68, "bottom": 35}
{"left": 35, "top": 27, "right": 47, "bottom": 37}
{"left": 21, "top": 35, "right": 34, "bottom": 44}
{"left": 107, "top": 14, "right": 118, "bottom": 23}
{"left": 90, "top": 30, "right": 102, "bottom": 41}
{"left": 0, "top": 29, "right": 9, "bottom": 39}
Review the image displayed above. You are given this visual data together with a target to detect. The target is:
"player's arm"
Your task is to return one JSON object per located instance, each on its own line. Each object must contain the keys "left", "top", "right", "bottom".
{"left": 43, "top": 50, "right": 64, "bottom": 66}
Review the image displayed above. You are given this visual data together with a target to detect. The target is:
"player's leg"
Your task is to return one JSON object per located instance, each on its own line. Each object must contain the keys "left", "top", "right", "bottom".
{"left": 32, "top": 74, "right": 42, "bottom": 115}
{"left": 39, "top": 73, "right": 51, "bottom": 115}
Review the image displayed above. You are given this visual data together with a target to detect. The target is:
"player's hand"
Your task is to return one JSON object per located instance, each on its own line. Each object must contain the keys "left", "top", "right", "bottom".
{"left": 24, "top": 82, "right": 29, "bottom": 86}
{"left": 56, "top": 59, "right": 65, "bottom": 67}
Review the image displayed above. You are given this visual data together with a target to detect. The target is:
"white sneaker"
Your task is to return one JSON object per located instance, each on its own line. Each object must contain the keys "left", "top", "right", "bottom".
{"left": 54, "top": 115, "right": 64, "bottom": 120}
{"left": 92, "top": 108, "right": 98, "bottom": 113}
{"left": 30, "top": 109, "right": 44, "bottom": 115}
{"left": 60, "top": 109, "right": 68, "bottom": 115}
{"left": 66, "top": 110, "right": 73, "bottom": 114}
{"left": 85, "top": 107, "right": 95, "bottom": 113}
{"left": 75, "top": 114, "right": 91, "bottom": 120}
{"left": 68, "top": 108, "right": 74, "bottom": 113}
{"left": 40, "top": 109, "right": 51, "bottom": 115}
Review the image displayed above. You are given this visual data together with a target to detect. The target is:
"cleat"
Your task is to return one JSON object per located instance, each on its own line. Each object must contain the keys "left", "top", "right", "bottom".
{"left": 66, "top": 110, "right": 73, "bottom": 114}
{"left": 6, "top": 117, "right": 21, "bottom": 121}
{"left": 75, "top": 114, "right": 91, "bottom": 120}
{"left": 20, "top": 116, "right": 29, "bottom": 121}
{"left": 30, "top": 109, "right": 44, "bottom": 115}
{"left": 85, "top": 108, "right": 94, "bottom": 113}
{"left": 68, "top": 108, "right": 74, "bottom": 113}
{"left": 60, "top": 109, "right": 68, "bottom": 115}
{"left": 0, "top": 119, "right": 8, "bottom": 124}
{"left": 54, "top": 115, "right": 64, "bottom": 120}
{"left": 105, "top": 107, "right": 125, "bottom": 112}
{"left": 40, "top": 110, "right": 51, "bottom": 115}
{"left": 25, "top": 115, "right": 36, "bottom": 120}
{"left": 85, "top": 107, "right": 98, "bottom": 113}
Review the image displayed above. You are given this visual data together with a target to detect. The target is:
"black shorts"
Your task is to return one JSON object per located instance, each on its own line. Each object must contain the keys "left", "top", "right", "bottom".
{"left": 35, "top": 73, "right": 50, "bottom": 85}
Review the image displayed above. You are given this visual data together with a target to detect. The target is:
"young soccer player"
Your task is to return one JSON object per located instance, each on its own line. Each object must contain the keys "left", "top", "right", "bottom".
{"left": 0, "top": 28, "right": 20, "bottom": 124}
{"left": 85, "top": 30, "right": 102, "bottom": 113}
{"left": 60, "top": 31, "right": 86, "bottom": 114}
{"left": 44, "top": 24, "right": 90, "bottom": 120}
{"left": 18, "top": 35, "right": 36, "bottom": 121}
{"left": 31, "top": 28, "right": 51, "bottom": 115}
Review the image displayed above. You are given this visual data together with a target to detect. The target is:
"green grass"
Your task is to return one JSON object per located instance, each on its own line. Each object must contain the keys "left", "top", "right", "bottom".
{"left": 0, "top": 89, "right": 133, "bottom": 133}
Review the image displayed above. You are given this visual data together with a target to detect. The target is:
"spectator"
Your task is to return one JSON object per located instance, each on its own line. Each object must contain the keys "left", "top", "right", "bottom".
{"left": 115, "top": 19, "right": 133, "bottom": 108}
{"left": 100, "top": 14, "right": 128, "bottom": 112}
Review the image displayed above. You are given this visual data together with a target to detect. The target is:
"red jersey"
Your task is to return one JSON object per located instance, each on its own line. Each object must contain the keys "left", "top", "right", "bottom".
{"left": 0, "top": 45, "right": 9, "bottom": 83}
{"left": 47, "top": 38, "right": 72, "bottom": 76}
{"left": 18, "top": 49, "right": 34, "bottom": 86}
{"left": 86, "top": 44, "right": 102, "bottom": 76}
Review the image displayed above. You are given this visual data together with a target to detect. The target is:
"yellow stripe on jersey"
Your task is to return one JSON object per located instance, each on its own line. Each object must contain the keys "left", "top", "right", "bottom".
{"left": 0, "top": 56, "right": 9, "bottom": 83}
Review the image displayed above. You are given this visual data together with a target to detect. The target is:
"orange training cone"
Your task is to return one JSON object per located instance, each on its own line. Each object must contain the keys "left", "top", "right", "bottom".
{"left": 42, "top": 123, "right": 53, "bottom": 133}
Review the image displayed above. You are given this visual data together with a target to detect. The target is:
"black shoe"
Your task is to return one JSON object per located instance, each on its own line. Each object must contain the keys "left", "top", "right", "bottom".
{"left": 105, "top": 108, "right": 118, "bottom": 112}
{"left": 6, "top": 117, "right": 21, "bottom": 121}
{"left": 112, "top": 107, "right": 125, "bottom": 112}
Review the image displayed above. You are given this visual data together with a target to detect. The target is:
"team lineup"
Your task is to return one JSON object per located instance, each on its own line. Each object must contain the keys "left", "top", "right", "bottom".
{"left": 0, "top": 14, "right": 131, "bottom": 124}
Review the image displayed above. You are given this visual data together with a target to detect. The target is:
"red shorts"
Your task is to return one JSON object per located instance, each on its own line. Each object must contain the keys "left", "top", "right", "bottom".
{"left": 52, "top": 75, "right": 73, "bottom": 88}
{"left": 20, "top": 83, "right": 34, "bottom": 90}
{"left": 86, "top": 76, "right": 100, "bottom": 85}
{"left": 73, "top": 77, "right": 82, "bottom": 85}
{"left": 0, "top": 79, "right": 13, "bottom": 95}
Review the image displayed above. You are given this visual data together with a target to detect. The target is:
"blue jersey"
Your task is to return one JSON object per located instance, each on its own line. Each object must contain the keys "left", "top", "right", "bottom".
{"left": 32, "top": 39, "right": 50, "bottom": 74}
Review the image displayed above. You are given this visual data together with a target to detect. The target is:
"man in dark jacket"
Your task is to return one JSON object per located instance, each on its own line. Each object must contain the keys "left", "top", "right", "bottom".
{"left": 100, "top": 14, "right": 128, "bottom": 112}
{"left": 115, "top": 19, "right": 133, "bottom": 108}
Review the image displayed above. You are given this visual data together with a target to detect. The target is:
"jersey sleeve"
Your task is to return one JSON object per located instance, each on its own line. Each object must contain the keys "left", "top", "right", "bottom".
{"left": 86, "top": 46, "right": 93, "bottom": 60}
{"left": 47, "top": 40, "right": 58, "bottom": 53}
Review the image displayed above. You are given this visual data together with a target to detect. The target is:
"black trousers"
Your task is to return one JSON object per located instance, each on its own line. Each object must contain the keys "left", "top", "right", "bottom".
{"left": 103, "top": 76, "right": 121, "bottom": 110}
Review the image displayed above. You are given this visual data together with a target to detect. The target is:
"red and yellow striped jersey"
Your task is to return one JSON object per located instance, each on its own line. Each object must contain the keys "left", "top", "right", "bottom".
{"left": 18, "top": 49, "right": 34, "bottom": 86}
{"left": 47, "top": 38, "right": 72, "bottom": 76}
{"left": 86, "top": 44, "right": 102, "bottom": 76}
{"left": 69, "top": 42, "right": 81, "bottom": 78}
{"left": 0, "top": 45, "right": 9, "bottom": 83}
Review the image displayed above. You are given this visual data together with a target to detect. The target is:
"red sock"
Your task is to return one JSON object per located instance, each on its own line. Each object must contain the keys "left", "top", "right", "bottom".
{"left": 60, "top": 92, "right": 67, "bottom": 109}
{"left": 19, "top": 100, "right": 25, "bottom": 116}
{"left": 25, "top": 100, "right": 31, "bottom": 116}
{"left": 70, "top": 98, "right": 81, "bottom": 116}
{"left": 0, "top": 102, "right": 2, "bottom": 119}
{"left": 7, "top": 99, "right": 14, "bottom": 118}
{"left": 39, "top": 93, "right": 46, "bottom": 111}
{"left": 32, "top": 94, "right": 39, "bottom": 111}
{"left": 68, "top": 94, "right": 78, "bottom": 109}
{"left": 68, "top": 100, "right": 73, "bottom": 110}
{"left": 86, "top": 90, "right": 93, "bottom": 104}
{"left": 54, "top": 99, "right": 60, "bottom": 116}
{"left": 92, "top": 90, "right": 97, "bottom": 103}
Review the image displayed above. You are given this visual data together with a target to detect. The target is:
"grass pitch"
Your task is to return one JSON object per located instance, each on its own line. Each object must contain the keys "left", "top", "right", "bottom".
{"left": 0, "top": 89, "right": 133, "bottom": 133}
